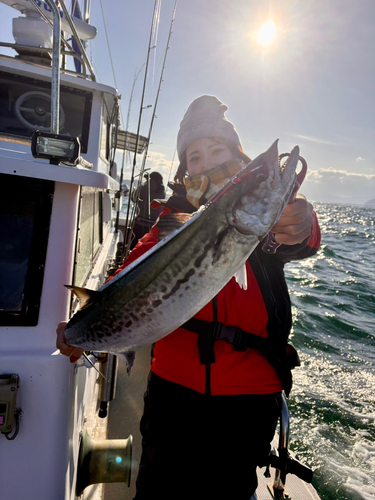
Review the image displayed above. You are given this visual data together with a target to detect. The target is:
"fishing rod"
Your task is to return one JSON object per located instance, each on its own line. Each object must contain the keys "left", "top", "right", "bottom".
{"left": 95, "top": 0, "right": 144, "bottom": 238}
{"left": 138, "top": 0, "right": 178, "bottom": 181}
{"left": 123, "top": 0, "right": 178, "bottom": 260}
{"left": 167, "top": 147, "right": 177, "bottom": 186}
{"left": 114, "top": 64, "right": 145, "bottom": 235}
{"left": 121, "top": 0, "right": 162, "bottom": 259}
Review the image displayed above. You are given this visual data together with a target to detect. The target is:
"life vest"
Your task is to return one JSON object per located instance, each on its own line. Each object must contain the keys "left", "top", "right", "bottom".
{"left": 113, "top": 183, "right": 321, "bottom": 397}
{"left": 181, "top": 311, "right": 300, "bottom": 397}
{"left": 147, "top": 184, "right": 320, "bottom": 397}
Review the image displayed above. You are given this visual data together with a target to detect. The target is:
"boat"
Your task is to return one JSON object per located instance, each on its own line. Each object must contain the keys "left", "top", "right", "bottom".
{"left": 0, "top": 1, "right": 144, "bottom": 498}
{"left": 0, "top": 1, "right": 322, "bottom": 499}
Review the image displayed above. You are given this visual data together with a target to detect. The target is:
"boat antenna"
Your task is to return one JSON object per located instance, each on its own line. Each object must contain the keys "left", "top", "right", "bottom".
{"left": 122, "top": 0, "right": 162, "bottom": 257}
{"left": 123, "top": 0, "right": 178, "bottom": 260}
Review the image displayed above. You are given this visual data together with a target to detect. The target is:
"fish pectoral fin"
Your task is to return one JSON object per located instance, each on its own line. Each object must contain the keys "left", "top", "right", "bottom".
{"left": 234, "top": 263, "right": 248, "bottom": 290}
{"left": 64, "top": 285, "right": 99, "bottom": 308}
{"left": 117, "top": 351, "right": 136, "bottom": 375}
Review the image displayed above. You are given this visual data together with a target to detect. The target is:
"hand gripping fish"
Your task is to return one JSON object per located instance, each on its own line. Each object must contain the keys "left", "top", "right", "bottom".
{"left": 64, "top": 140, "right": 300, "bottom": 370}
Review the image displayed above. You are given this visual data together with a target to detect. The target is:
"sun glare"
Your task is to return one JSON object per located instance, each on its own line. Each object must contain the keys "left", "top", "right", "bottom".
{"left": 256, "top": 20, "right": 277, "bottom": 47}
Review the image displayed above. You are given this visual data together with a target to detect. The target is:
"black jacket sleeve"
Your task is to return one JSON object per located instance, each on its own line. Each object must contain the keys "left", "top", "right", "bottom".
{"left": 273, "top": 211, "right": 321, "bottom": 264}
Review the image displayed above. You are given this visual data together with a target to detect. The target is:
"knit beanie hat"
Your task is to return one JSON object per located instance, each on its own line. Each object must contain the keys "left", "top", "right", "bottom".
{"left": 177, "top": 95, "right": 242, "bottom": 161}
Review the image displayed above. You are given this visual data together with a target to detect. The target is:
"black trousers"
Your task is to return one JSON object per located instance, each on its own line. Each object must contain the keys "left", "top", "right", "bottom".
{"left": 134, "top": 373, "right": 281, "bottom": 500}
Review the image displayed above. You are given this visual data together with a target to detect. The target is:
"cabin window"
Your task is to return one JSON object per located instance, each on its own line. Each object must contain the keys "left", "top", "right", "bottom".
{"left": 0, "top": 174, "right": 54, "bottom": 326}
{"left": 74, "top": 187, "right": 103, "bottom": 287}
{"left": 0, "top": 71, "right": 92, "bottom": 153}
{"left": 100, "top": 118, "right": 108, "bottom": 160}
{"left": 100, "top": 100, "right": 119, "bottom": 162}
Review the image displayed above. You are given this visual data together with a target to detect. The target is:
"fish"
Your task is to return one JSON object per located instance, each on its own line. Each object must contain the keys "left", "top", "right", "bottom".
{"left": 64, "top": 140, "right": 300, "bottom": 369}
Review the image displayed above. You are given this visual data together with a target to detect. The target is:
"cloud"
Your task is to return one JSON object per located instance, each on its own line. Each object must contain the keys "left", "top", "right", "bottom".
{"left": 356, "top": 157, "right": 365, "bottom": 162}
{"left": 119, "top": 150, "right": 178, "bottom": 186}
{"left": 295, "top": 134, "right": 340, "bottom": 146}
{"left": 302, "top": 169, "right": 375, "bottom": 204}
{"left": 144, "top": 151, "right": 178, "bottom": 183}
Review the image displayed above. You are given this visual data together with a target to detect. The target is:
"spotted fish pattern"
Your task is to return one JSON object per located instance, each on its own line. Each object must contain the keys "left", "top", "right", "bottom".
{"left": 64, "top": 140, "right": 300, "bottom": 358}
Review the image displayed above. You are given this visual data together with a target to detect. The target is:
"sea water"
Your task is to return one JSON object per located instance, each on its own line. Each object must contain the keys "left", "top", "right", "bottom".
{"left": 121, "top": 197, "right": 374, "bottom": 499}
{"left": 286, "top": 203, "right": 375, "bottom": 500}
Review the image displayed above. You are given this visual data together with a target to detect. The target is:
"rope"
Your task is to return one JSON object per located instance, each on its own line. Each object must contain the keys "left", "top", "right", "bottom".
{"left": 99, "top": 0, "right": 118, "bottom": 90}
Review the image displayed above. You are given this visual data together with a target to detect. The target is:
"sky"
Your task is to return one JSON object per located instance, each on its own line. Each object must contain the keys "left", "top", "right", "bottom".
{"left": 0, "top": 0, "right": 374, "bottom": 204}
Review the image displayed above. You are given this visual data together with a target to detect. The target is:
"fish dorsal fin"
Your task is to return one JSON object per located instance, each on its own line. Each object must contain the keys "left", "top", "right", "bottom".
{"left": 157, "top": 213, "right": 193, "bottom": 240}
{"left": 64, "top": 285, "right": 99, "bottom": 309}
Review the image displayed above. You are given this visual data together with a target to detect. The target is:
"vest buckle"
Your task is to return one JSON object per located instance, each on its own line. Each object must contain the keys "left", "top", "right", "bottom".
{"left": 212, "top": 324, "right": 246, "bottom": 351}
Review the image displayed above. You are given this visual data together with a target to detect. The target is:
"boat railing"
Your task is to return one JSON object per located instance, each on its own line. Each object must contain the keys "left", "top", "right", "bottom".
{"left": 57, "top": 0, "right": 95, "bottom": 81}
{"left": 272, "top": 392, "right": 291, "bottom": 495}
{"left": 0, "top": 0, "right": 95, "bottom": 84}
{"left": 264, "top": 393, "right": 314, "bottom": 497}
{"left": 0, "top": 42, "right": 87, "bottom": 78}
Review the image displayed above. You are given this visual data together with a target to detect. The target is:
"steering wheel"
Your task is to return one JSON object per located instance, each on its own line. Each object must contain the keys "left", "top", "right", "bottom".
{"left": 15, "top": 91, "right": 65, "bottom": 131}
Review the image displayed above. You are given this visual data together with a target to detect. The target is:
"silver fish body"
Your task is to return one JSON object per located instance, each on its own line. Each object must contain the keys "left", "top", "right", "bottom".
{"left": 64, "top": 140, "right": 299, "bottom": 355}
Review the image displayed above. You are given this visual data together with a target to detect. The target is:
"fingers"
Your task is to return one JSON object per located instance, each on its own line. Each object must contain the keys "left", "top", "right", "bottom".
{"left": 56, "top": 321, "right": 69, "bottom": 353}
{"left": 272, "top": 194, "right": 314, "bottom": 245}
{"left": 277, "top": 194, "right": 311, "bottom": 219}
{"left": 56, "top": 321, "right": 84, "bottom": 363}
{"left": 273, "top": 224, "right": 312, "bottom": 245}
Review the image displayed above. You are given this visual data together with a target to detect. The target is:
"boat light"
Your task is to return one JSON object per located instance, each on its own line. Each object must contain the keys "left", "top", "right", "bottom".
{"left": 31, "top": 131, "right": 80, "bottom": 165}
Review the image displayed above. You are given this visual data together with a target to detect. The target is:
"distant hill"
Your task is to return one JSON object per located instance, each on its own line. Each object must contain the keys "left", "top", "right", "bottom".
{"left": 365, "top": 198, "right": 375, "bottom": 206}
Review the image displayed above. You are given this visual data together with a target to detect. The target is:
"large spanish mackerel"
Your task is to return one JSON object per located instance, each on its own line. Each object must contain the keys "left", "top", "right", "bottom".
{"left": 64, "top": 140, "right": 300, "bottom": 364}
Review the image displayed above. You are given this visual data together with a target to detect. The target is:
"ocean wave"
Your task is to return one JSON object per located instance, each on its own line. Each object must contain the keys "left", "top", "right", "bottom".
{"left": 287, "top": 203, "right": 374, "bottom": 500}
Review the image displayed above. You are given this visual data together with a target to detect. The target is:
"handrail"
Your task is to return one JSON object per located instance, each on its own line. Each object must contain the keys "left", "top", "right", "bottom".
{"left": 273, "top": 393, "right": 291, "bottom": 495}
{"left": 58, "top": 0, "right": 96, "bottom": 82}
{"left": 29, "top": 0, "right": 54, "bottom": 29}
{"left": 266, "top": 393, "right": 314, "bottom": 488}
{"left": 279, "top": 392, "right": 290, "bottom": 452}
{"left": 28, "top": 0, "right": 83, "bottom": 65}
{"left": 0, "top": 42, "right": 87, "bottom": 77}
{"left": 44, "top": 0, "right": 60, "bottom": 134}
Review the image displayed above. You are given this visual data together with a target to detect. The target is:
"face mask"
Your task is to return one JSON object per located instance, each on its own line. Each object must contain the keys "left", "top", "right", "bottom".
{"left": 184, "top": 160, "right": 244, "bottom": 209}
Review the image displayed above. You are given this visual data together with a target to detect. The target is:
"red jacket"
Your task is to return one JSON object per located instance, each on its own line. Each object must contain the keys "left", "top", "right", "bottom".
{"left": 113, "top": 196, "right": 321, "bottom": 396}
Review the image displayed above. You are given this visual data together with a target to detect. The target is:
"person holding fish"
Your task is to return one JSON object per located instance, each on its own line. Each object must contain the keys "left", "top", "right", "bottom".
{"left": 57, "top": 95, "right": 320, "bottom": 500}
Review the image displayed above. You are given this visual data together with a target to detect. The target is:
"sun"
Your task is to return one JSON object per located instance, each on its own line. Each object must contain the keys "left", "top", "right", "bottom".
{"left": 256, "top": 20, "right": 277, "bottom": 47}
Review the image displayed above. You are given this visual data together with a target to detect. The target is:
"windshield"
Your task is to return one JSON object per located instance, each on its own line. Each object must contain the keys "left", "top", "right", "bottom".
{"left": 0, "top": 71, "right": 92, "bottom": 153}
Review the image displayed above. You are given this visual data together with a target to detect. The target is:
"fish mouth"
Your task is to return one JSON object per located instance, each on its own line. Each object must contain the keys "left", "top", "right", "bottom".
{"left": 237, "top": 139, "right": 300, "bottom": 194}
{"left": 276, "top": 143, "right": 300, "bottom": 196}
